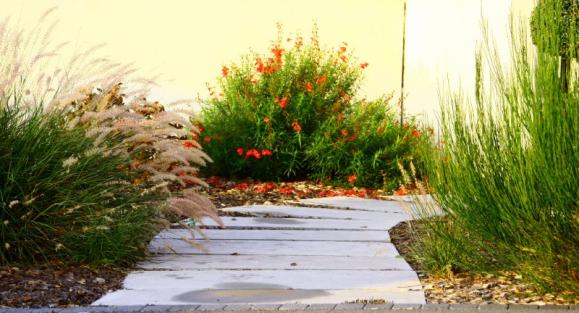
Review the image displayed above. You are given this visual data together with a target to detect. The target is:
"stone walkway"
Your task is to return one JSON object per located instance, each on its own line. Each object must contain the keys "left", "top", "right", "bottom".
{"left": 94, "top": 197, "right": 425, "bottom": 306}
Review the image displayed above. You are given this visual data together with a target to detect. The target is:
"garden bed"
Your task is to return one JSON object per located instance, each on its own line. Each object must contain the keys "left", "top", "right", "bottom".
{"left": 1, "top": 180, "right": 576, "bottom": 308}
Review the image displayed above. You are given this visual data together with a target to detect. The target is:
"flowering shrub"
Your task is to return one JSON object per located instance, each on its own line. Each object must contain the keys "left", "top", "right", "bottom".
{"left": 199, "top": 27, "right": 426, "bottom": 188}
{"left": 200, "top": 27, "right": 366, "bottom": 180}
{"left": 306, "top": 96, "right": 427, "bottom": 189}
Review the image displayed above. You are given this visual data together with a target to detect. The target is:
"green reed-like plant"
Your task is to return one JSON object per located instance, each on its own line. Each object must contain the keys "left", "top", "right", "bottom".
{"left": 412, "top": 13, "right": 578, "bottom": 292}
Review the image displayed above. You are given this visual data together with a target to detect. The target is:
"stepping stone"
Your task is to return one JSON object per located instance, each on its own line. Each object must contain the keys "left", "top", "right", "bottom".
{"left": 122, "top": 269, "right": 421, "bottom": 291}
{"left": 200, "top": 216, "right": 405, "bottom": 230}
{"left": 94, "top": 288, "right": 425, "bottom": 306}
{"left": 149, "top": 239, "right": 400, "bottom": 257}
{"left": 156, "top": 228, "right": 390, "bottom": 242}
{"left": 220, "top": 205, "right": 407, "bottom": 220}
{"left": 137, "top": 254, "right": 412, "bottom": 271}
{"left": 298, "top": 196, "right": 413, "bottom": 214}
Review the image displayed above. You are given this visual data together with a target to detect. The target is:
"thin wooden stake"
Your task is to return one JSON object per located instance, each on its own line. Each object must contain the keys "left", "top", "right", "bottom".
{"left": 400, "top": 0, "right": 407, "bottom": 126}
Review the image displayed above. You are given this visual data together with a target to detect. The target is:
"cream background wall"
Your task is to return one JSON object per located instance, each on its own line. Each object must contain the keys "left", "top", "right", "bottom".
{"left": 1, "top": 0, "right": 533, "bottom": 121}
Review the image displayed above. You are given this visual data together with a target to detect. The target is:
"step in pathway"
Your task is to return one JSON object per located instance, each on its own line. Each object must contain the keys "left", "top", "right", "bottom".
{"left": 94, "top": 197, "right": 426, "bottom": 306}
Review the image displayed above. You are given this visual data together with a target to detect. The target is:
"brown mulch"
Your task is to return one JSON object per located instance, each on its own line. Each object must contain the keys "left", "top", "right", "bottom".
{"left": 2, "top": 178, "right": 576, "bottom": 307}
{"left": 0, "top": 262, "right": 127, "bottom": 308}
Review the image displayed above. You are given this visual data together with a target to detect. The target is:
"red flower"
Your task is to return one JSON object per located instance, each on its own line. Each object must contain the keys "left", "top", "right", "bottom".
{"left": 262, "top": 149, "right": 272, "bottom": 156}
{"left": 340, "top": 46, "right": 347, "bottom": 53}
{"left": 234, "top": 182, "right": 250, "bottom": 190}
{"left": 264, "top": 66, "right": 275, "bottom": 73}
{"left": 246, "top": 149, "right": 261, "bottom": 159}
{"left": 193, "top": 122, "right": 205, "bottom": 133}
{"left": 305, "top": 82, "right": 313, "bottom": 92}
{"left": 213, "top": 133, "right": 219, "bottom": 140}
{"left": 206, "top": 176, "right": 221, "bottom": 186}
{"left": 292, "top": 120, "right": 302, "bottom": 132}
{"left": 360, "top": 62, "right": 369, "bottom": 69}
{"left": 271, "top": 47, "right": 284, "bottom": 63}
{"left": 411, "top": 128, "right": 422, "bottom": 139}
{"left": 203, "top": 136, "right": 211, "bottom": 143}
{"left": 263, "top": 117, "right": 271, "bottom": 123}
{"left": 341, "top": 129, "right": 348, "bottom": 137}
{"left": 340, "top": 55, "right": 347, "bottom": 62}
{"left": 251, "top": 78, "right": 257, "bottom": 84}
{"left": 347, "top": 175, "right": 357, "bottom": 184}
{"left": 236, "top": 147, "right": 244, "bottom": 156}
{"left": 256, "top": 58, "right": 265, "bottom": 73}
{"left": 274, "top": 96, "right": 288, "bottom": 109}
{"left": 395, "top": 185, "right": 408, "bottom": 196}
{"left": 279, "top": 186, "right": 296, "bottom": 194}
{"left": 221, "top": 65, "right": 229, "bottom": 77}
{"left": 183, "top": 140, "right": 195, "bottom": 148}
{"left": 316, "top": 75, "right": 327, "bottom": 86}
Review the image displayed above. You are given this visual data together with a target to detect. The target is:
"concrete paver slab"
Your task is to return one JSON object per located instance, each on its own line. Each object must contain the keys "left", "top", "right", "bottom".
{"left": 121, "top": 270, "right": 422, "bottom": 291}
{"left": 149, "top": 239, "right": 400, "bottom": 257}
{"left": 219, "top": 206, "right": 406, "bottom": 221}
{"left": 94, "top": 288, "right": 424, "bottom": 306}
{"left": 156, "top": 229, "right": 390, "bottom": 242}
{"left": 297, "top": 197, "right": 410, "bottom": 214}
{"left": 137, "top": 254, "right": 412, "bottom": 271}
{"left": 200, "top": 217, "right": 403, "bottom": 231}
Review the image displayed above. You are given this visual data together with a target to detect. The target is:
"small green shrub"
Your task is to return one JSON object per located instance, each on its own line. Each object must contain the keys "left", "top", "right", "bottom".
{"left": 0, "top": 106, "right": 160, "bottom": 265}
{"left": 306, "top": 96, "right": 426, "bottom": 189}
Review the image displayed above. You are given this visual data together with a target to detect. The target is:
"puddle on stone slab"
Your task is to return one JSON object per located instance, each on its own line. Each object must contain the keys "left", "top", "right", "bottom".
{"left": 172, "top": 283, "right": 329, "bottom": 303}
{"left": 252, "top": 218, "right": 304, "bottom": 225}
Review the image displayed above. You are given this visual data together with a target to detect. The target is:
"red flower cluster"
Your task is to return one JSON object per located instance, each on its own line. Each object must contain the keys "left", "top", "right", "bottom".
{"left": 360, "top": 62, "right": 369, "bottom": 69}
{"left": 271, "top": 46, "right": 284, "bottom": 63}
{"left": 222, "top": 66, "right": 229, "bottom": 77}
{"left": 347, "top": 174, "right": 357, "bottom": 184}
{"left": 394, "top": 185, "right": 408, "bottom": 196}
{"left": 239, "top": 148, "right": 273, "bottom": 159}
{"left": 305, "top": 82, "right": 314, "bottom": 93}
{"left": 316, "top": 75, "right": 327, "bottom": 86}
{"left": 274, "top": 96, "right": 288, "bottom": 109}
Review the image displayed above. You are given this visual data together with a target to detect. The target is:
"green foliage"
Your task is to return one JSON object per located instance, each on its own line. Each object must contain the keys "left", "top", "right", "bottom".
{"left": 0, "top": 105, "right": 160, "bottom": 265}
{"left": 200, "top": 27, "right": 424, "bottom": 187}
{"left": 306, "top": 97, "right": 426, "bottom": 189}
{"left": 530, "top": 0, "right": 578, "bottom": 58}
{"left": 413, "top": 18, "right": 578, "bottom": 292}
{"left": 200, "top": 29, "right": 362, "bottom": 180}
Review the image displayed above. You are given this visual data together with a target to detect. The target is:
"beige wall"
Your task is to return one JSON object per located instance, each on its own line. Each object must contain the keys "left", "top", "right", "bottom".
{"left": 1, "top": 0, "right": 533, "bottom": 120}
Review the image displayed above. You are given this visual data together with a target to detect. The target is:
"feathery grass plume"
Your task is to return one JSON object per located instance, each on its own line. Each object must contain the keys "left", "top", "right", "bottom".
{"left": 70, "top": 85, "right": 221, "bottom": 229}
{"left": 0, "top": 9, "right": 134, "bottom": 111}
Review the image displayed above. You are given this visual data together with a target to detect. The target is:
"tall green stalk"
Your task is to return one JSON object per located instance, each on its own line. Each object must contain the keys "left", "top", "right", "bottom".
{"left": 414, "top": 14, "right": 578, "bottom": 292}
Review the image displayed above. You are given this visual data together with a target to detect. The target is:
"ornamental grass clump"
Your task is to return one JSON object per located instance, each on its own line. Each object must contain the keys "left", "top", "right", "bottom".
{"left": 411, "top": 11, "right": 578, "bottom": 292}
{"left": 0, "top": 104, "right": 160, "bottom": 264}
{"left": 0, "top": 11, "right": 220, "bottom": 264}
{"left": 200, "top": 26, "right": 425, "bottom": 188}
